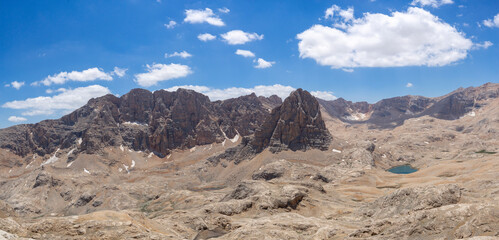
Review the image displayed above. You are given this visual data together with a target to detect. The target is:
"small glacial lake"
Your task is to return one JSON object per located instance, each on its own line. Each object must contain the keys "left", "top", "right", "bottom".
{"left": 387, "top": 165, "right": 418, "bottom": 174}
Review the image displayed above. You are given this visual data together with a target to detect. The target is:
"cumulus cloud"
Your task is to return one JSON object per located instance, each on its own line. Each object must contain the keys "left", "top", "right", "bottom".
{"left": 218, "top": 7, "right": 230, "bottom": 13}
{"left": 165, "top": 51, "right": 192, "bottom": 58}
{"left": 8, "top": 116, "right": 27, "bottom": 122}
{"left": 164, "top": 84, "right": 335, "bottom": 101}
{"left": 184, "top": 8, "right": 224, "bottom": 26}
{"left": 254, "top": 58, "right": 275, "bottom": 69}
{"left": 411, "top": 0, "right": 453, "bottom": 8}
{"left": 2, "top": 85, "right": 111, "bottom": 116}
{"left": 164, "top": 84, "right": 295, "bottom": 101}
{"left": 135, "top": 63, "right": 192, "bottom": 87}
{"left": 235, "top": 49, "right": 255, "bottom": 58}
{"left": 164, "top": 20, "right": 177, "bottom": 29}
{"left": 35, "top": 67, "right": 114, "bottom": 86}
{"left": 198, "top": 33, "right": 217, "bottom": 41}
{"left": 113, "top": 67, "right": 127, "bottom": 77}
{"left": 297, "top": 7, "right": 473, "bottom": 69}
{"left": 5, "top": 81, "right": 25, "bottom": 90}
{"left": 406, "top": 83, "right": 414, "bottom": 88}
{"left": 483, "top": 13, "right": 499, "bottom": 28}
{"left": 221, "top": 30, "right": 263, "bottom": 45}
{"left": 310, "top": 91, "right": 337, "bottom": 100}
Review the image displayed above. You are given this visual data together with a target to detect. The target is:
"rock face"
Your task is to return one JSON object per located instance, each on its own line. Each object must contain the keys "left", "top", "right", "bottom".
{"left": 208, "top": 89, "right": 332, "bottom": 164}
{"left": 252, "top": 88, "right": 332, "bottom": 153}
{"left": 0, "top": 89, "right": 276, "bottom": 157}
{"left": 319, "top": 82, "right": 499, "bottom": 128}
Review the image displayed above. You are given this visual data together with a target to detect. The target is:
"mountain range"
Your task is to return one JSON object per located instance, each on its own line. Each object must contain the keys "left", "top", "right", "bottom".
{"left": 0, "top": 82, "right": 498, "bottom": 239}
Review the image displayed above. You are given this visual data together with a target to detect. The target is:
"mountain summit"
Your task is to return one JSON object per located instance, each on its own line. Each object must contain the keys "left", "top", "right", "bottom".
{"left": 208, "top": 89, "right": 331, "bottom": 164}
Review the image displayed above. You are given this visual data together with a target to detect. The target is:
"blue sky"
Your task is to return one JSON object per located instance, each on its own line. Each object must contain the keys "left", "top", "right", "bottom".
{"left": 0, "top": 0, "right": 498, "bottom": 128}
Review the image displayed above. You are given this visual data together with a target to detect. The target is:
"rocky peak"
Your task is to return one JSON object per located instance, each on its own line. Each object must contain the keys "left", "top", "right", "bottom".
{"left": 209, "top": 89, "right": 332, "bottom": 165}
{"left": 253, "top": 88, "right": 331, "bottom": 152}
{"left": 258, "top": 95, "right": 282, "bottom": 110}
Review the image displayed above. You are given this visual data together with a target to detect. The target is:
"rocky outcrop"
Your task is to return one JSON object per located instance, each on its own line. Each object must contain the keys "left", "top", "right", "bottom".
{"left": 208, "top": 89, "right": 332, "bottom": 165}
{"left": 0, "top": 89, "right": 277, "bottom": 157}
{"left": 206, "top": 181, "right": 309, "bottom": 216}
{"left": 361, "top": 184, "right": 462, "bottom": 219}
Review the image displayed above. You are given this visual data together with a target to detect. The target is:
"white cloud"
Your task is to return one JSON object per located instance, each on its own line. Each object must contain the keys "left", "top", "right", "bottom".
{"left": 483, "top": 13, "right": 499, "bottom": 28}
{"left": 135, "top": 63, "right": 192, "bottom": 87}
{"left": 165, "top": 84, "right": 295, "bottom": 101}
{"left": 254, "top": 58, "right": 275, "bottom": 69}
{"left": 164, "top": 20, "right": 177, "bottom": 29}
{"left": 411, "top": 0, "right": 453, "bottom": 8}
{"left": 221, "top": 30, "right": 263, "bottom": 45}
{"left": 184, "top": 8, "right": 224, "bottom": 26}
{"left": 198, "top": 33, "right": 217, "bottom": 41}
{"left": 6, "top": 81, "right": 25, "bottom": 90}
{"left": 8, "top": 116, "right": 27, "bottom": 122}
{"left": 36, "top": 67, "right": 113, "bottom": 86}
{"left": 342, "top": 68, "right": 354, "bottom": 73}
{"left": 235, "top": 49, "right": 255, "bottom": 58}
{"left": 164, "top": 84, "right": 336, "bottom": 101}
{"left": 113, "top": 67, "right": 127, "bottom": 77}
{"left": 297, "top": 7, "right": 473, "bottom": 69}
{"left": 218, "top": 7, "right": 230, "bottom": 13}
{"left": 325, "top": 5, "right": 354, "bottom": 22}
{"left": 474, "top": 41, "right": 493, "bottom": 49}
{"left": 2, "top": 85, "right": 111, "bottom": 116}
{"left": 406, "top": 83, "right": 414, "bottom": 87}
{"left": 165, "top": 51, "right": 192, "bottom": 58}
{"left": 310, "top": 91, "right": 337, "bottom": 100}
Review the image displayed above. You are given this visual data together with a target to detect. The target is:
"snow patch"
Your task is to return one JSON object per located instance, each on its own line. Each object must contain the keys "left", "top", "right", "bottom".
{"left": 123, "top": 121, "right": 148, "bottom": 126}
{"left": 424, "top": 141, "right": 429, "bottom": 145}
{"left": 220, "top": 127, "right": 228, "bottom": 139}
{"left": 123, "top": 164, "right": 130, "bottom": 174}
{"left": 148, "top": 152, "right": 154, "bottom": 158}
{"left": 167, "top": 154, "right": 172, "bottom": 159}
{"left": 131, "top": 160, "right": 136, "bottom": 168}
{"left": 67, "top": 161, "right": 74, "bottom": 168}
{"left": 83, "top": 168, "right": 90, "bottom": 174}
{"left": 230, "top": 133, "right": 240, "bottom": 143}
{"left": 332, "top": 149, "right": 342, "bottom": 153}
{"left": 8, "top": 169, "right": 12, "bottom": 173}
{"left": 118, "top": 168, "right": 123, "bottom": 172}
{"left": 67, "top": 148, "right": 76, "bottom": 156}
{"left": 467, "top": 111, "right": 476, "bottom": 117}
{"left": 41, "top": 148, "right": 60, "bottom": 166}
{"left": 190, "top": 147, "right": 196, "bottom": 153}
{"left": 222, "top": 139, "right": 226, "bottom": 147}
{"left": 120, "top": 145, "right": 124, "bottom": 152}
{"left": 345, "top": 112, "right": 368, "bottom": 121}
{"left": 77, "top": 138, "right": 82, "bottom": 145}
{"left": 382, "top": 154, "right": 387, "bottom": 158}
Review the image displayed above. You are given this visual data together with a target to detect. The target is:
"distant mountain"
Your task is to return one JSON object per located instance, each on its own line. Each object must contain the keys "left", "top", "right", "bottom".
{"left": 318, "top": 82, "right": 499, "bottom": 128}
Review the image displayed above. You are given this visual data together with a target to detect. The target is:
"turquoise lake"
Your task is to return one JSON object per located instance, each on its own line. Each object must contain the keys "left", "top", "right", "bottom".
{"left": 387, "top": 165, "right": 418, "bottom": 174}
